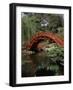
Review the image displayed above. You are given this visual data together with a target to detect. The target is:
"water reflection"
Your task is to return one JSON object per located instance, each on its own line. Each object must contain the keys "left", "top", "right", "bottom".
{"left": 22, "top": 51, "right": 64, "bottom": 77}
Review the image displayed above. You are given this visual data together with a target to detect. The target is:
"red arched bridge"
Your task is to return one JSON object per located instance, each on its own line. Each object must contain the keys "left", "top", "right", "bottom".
{"left": 25, "top": 32, "right": 64, "bottom": 51}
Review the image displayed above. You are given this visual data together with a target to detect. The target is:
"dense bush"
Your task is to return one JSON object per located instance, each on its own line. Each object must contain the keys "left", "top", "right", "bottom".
{"left": 47, "top": 45, "right": 64, "bottom": 62}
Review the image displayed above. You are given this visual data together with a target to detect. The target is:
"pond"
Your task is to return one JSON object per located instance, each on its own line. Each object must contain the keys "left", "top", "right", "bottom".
{"left": 21, "top": 51, "right": 64, "bottom": 77}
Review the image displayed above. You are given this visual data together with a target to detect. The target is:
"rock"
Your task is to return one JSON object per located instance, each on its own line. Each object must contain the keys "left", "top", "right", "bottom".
{"left": 22, "top": 50, "right": 35, "bottom": 55}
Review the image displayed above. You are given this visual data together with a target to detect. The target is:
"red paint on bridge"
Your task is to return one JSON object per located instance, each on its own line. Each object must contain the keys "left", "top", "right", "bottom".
{"left": 26, "top": 32, "right": 64, "bottom": 51}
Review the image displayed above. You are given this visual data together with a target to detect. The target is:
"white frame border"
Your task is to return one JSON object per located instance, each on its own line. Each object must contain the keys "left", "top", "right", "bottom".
{"left": 16, "top": 6, "right": 69, "bottom": 84}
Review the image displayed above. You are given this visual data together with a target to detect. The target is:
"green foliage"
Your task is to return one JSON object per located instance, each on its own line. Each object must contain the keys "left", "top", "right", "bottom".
{"left": 48, "top": 15, "right": 63, "bottom": 33}
{"left": 22, "top": 15, "right": 37, "bottom": 41}
{"left": 47, "top": 45, "right": 64, "bottom": 62}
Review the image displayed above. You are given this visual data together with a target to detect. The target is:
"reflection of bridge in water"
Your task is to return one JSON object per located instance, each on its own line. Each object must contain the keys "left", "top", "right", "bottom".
{"left": 22, "top": 52, "right": 64, "bottom": 77}
{"left": 26, "top": 32, "right": 64, "bottom": 51}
